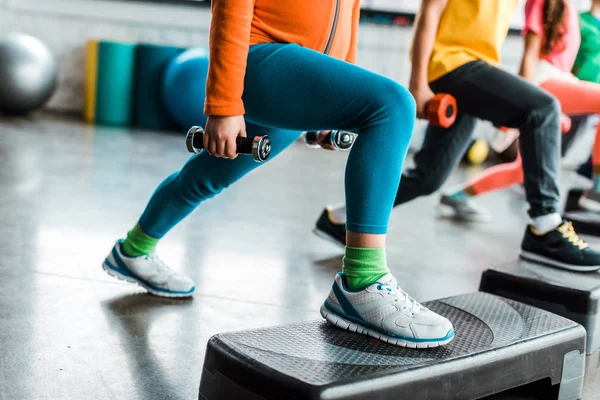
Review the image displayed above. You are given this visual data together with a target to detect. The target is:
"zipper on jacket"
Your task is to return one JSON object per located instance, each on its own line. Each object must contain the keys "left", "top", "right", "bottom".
{"left": 323, "top": 0, "right": 340, "bottom": 55}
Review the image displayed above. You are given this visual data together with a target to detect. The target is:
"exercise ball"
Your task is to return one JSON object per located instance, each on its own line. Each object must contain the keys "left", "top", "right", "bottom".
{"left": 0, "top": 32, "right": 57, "bottom": 114}
{"left": 463, "top": 139, "right": 490, "bottom": 165}
{"left": 162, "top": 47, "right": 209, "bottom": 129}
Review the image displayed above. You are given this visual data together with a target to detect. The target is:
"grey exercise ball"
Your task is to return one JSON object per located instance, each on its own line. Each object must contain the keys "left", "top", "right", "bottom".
{"left": 0, "top": 32, "right": 57, "bottom": 114}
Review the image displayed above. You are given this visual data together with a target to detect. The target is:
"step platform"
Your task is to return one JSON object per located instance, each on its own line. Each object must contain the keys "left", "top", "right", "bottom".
{"left": 199, "top": 292, "right": 585, "bottom": 400}
{"left": 564, "top": 188, "right": 600, "bottom": 236}
{"left": 481, "top": 259, "right": 600, "bottom": 355}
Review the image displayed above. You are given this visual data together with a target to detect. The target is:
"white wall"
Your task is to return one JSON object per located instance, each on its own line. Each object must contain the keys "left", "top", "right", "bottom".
{"left": 0, "top": 0, "right": 526, "bottom": 113}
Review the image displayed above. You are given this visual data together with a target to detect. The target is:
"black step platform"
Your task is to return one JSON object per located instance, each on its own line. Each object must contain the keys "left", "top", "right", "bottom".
{"left": 564, "top": 188, "right": 600, "bottom": 236}
{"left": 199, "top": 292, "right": 585, "bottom": 400}
{"left": 481, "top": 259, "right": 600, "bottom": 355}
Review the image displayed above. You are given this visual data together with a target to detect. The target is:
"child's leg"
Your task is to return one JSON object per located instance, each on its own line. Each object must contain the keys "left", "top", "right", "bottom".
{"left": 449, "top": 153, "right": 524, "bottom": 199}
{"left": 242, "top": 44, "right": 413, "bottom": 240}
{"left": 105, "top": 124, "right": 299, "bottom": 297}
{"left": 239, "top": 43, "right": 452, "bottom": 345}
{"left": 438, "top": 153, "right": 524, "bottom": 222}
{"left": 540, "top": 78, "right": 600, "bottom": 183}
{"left": 241, "top": 44, "right": 411, "bottom": 282}
{"left": 132, "top": 123, "right": 299, "bottom": 243}
{"left": 244, "top": 45, "right": 415, "bottom": 289}
{"left": 540, "top": 77, "right": 600, "bottom": 209}
{"left": 443, "top": 78, "right": 598, "bottom": 211}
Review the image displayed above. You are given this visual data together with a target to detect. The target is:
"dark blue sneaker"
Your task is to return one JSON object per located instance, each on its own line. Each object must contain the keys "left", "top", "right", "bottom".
{"left": 314, "top": 208, "right": 346, "bottom": 248}
{"left": 520, "top": 221, "right": 600, "bottom": 272}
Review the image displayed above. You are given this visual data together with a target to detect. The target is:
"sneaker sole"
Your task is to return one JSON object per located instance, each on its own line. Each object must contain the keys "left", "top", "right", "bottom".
{"left": 520, "top": 251, "right": 600, "bottom": 272}
{"left": 320, "top": 304, "right": 454, "bottom": 349}
{"left": 578, "top": 196, "right": 600, "bottom": 213}
{"left": 437, "top": 204, "right": 492, "bottom": 223}
{"left": 313, "top": 228, "right": 345, "bottom": 249}
{"left": 102, "top": 260, "right": 194, "bottom": 298}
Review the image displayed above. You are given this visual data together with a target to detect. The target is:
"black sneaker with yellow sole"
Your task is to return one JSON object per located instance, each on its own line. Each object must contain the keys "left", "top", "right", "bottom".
{"left": 313, "top": 208, "right": 346, "bottom": 248}
{"left": 520, "top": 220, "right": 600, "bottom": 272}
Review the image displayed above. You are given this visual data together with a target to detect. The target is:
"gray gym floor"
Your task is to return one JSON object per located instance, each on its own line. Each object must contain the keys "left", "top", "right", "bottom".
{"left": 1, "top": 114, "right": 599, "bottom": 400}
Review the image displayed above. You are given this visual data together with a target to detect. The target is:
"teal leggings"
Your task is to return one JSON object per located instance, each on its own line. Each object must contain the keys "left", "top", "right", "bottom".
{"left": 139, "top": 43, "right": 415, "bottom": 237}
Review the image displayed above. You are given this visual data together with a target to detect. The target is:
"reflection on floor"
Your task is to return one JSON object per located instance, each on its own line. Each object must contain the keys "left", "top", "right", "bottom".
{"left": 0, "top": 114, "right": 598, "bottom": 399}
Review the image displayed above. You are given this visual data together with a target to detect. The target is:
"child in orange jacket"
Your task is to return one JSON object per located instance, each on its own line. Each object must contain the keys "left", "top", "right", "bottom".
{"left": 102, "top": 0, "right": 454, "bottom": 348}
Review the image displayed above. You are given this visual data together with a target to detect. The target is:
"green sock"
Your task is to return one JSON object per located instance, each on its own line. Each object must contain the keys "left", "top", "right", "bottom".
{"left": 121, "top": 224, "right": 159, "bottom": 257}
{"left": 342, "top": 247, "right": 390, "bottom": 291}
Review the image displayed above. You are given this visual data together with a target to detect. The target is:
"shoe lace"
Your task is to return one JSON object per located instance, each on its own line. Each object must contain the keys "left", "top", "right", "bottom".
{"left": 377, "top": 279, "right": 422, "bottom": 314}
{"left": 559, "top": 221, "right": 588, "bottom": 250}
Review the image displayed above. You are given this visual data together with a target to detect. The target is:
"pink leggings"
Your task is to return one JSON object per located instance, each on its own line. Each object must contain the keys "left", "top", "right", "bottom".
{"left": 466, "top": 77, "right": 600, "bottom": 196}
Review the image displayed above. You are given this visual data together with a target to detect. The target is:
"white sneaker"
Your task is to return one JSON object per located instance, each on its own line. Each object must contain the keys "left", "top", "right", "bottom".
{"left": 102, "top": 240, "right": 195, "bottom": 298}
{"left": 321, "top": 273, "right": 454, "bottom": 348}
{"left": 438, "top": 195, "right": 491, "bottom": 222}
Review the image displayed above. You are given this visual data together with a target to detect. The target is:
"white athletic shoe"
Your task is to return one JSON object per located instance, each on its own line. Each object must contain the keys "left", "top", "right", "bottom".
{"left": 102, "top": 240, "right": 195, "bottom": 298}
{"left": 321, "top": 273, "right": 454, "bottom": 348}
{"left": 438, "top": 195, "right": 492, "bottom": 222}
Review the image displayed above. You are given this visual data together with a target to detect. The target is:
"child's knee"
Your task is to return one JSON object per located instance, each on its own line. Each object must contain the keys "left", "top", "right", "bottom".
{"left": 524, "top": 94, "right": 561, "bottom": 130}
{"left": 367, "top": 80, "right": 416, "bottom": 144}
{"left": 382, "top": 81, "right": 416, "bottom": 124}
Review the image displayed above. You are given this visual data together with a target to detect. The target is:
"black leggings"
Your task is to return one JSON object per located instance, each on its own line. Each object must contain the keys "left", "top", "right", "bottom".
{"left": 395, "top": 61, "right": 561, "bottom": 218}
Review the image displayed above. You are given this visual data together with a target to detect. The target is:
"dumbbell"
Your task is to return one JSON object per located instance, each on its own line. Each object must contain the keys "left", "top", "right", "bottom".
{"left": 305, "top": 130, "right": 356, "bottom": 151}
{"left": 185, "top": 126, "right": 271, "bottom": 162}
{"left": 426, "top": 93, "right": 457, "bottom": 128}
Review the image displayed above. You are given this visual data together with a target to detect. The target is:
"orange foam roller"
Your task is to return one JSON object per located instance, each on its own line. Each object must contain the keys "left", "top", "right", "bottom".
{"left": 426, "top": 93, "right": 457, "bottom": 128}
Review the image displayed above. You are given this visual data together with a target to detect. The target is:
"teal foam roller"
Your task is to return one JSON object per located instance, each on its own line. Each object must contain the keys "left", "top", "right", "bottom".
{"left": 133, "top": 44, "right": 186, "bottom": 131}
{"left": 96, "top": 41, "right": 136, "bottom": 126}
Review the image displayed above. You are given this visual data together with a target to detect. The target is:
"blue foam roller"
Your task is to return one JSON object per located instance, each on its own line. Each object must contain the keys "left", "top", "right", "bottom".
{"left": 133, "top": 43, "right": 185, "bottom": 131}
{"left": 162, "top": 47, "right": 209, "bottom": 129}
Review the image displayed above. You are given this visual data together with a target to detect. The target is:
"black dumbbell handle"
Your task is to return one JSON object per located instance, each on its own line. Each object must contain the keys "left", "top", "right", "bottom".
{"left": 187, "top": 127, "right": 246, "bottom": 152}
{"left": 186, "top": 126, "right": 271, "bottom": 162}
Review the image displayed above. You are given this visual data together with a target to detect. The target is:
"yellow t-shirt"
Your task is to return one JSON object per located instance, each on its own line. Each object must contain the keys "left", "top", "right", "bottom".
{"left": 429, "top": 0, "right": 520, "bottom": 82}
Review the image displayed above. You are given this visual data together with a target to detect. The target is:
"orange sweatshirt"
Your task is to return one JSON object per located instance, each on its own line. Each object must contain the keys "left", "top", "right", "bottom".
{"left": 204, "top": 0, "right": 361, "bottom": 117}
